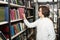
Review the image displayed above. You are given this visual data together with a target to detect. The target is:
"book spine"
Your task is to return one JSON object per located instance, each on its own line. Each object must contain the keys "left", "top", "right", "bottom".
{"left": 17, "top": 9, "right": 20, "bottom": 19}
{"left": 10, "top": 25, "right": 15, "bottom": 36}
{"left": 10, "top": 9, "right": 16, "bottom": 20}
{"left": 18, "top": 8, "right": 24, "bottom": 19}
{"left": 0, "top": 7, "right": 5, "bottom": 22}
{"left": 4, "top": 6, "right": 9, "bottom": 21}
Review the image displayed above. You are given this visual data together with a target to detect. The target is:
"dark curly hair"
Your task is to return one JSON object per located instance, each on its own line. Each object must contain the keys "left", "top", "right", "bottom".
{"left": 38, "top": 6, "right": 50, "bottom": 17}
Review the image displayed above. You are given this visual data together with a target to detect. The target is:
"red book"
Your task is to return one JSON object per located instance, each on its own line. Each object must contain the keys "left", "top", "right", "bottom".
{"left": 18, "top": 8, "right": 24, "bottom": 19}
{"left": 10, "top": 9, "right": 16, "bottom": 20}
{"left": 1, "top": 25, "right": 9, "bottom": 38}
{"left": 13, "top": 24, "right": 19, "bottom": 34}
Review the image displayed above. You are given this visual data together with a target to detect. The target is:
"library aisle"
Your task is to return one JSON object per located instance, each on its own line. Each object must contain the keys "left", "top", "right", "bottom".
{"left": 0, "top": 0, "right": 59, "bottom": 40}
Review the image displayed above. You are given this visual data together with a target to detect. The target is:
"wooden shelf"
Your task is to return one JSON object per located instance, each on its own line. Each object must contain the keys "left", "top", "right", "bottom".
{"left": 0, "top": 16, "right": 34, "bottom": 25}
{"left": 11, "top": 29, "right": 27, "bottom": 40}
{"left": 10, "top": 3, "right": 25, "bottom": 8}
{"left": 0, "top": 19, "right": 22, "bottom": 25}
{"left": 27, "top": 16, "right": 34, "bottom": 18}
{"left": 0, "top": 21, "right": 8, "bottom": 25}
{"left": 11, "top": 19, "right": 22, "bottom": 23}
{"left": 0, "top": 1, "right": 8, "bottom": 4}
{"left": 27, "top": 7, "right": 34, "bottom": 9}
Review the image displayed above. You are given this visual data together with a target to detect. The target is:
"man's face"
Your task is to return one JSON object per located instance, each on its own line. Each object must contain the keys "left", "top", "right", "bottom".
{"left": 38, "top": 8, "right": 43, "bottom": 17}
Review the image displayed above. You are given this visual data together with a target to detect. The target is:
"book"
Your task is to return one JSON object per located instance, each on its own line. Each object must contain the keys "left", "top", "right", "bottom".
{"left": 30, "top": 0, "right": 34, "bottom": 7}
{"left": 19, "top": 22, "right": 23, "bottom": 30}
{"left": 10, "top": 9, "right": 16, "bottom": 20}
{"left": 17, "top": 0, "right": 23, "bottom": 5}
{"left": 17, "top": 23, "right": 21, "bottom": 31}
{"left": 13, "top": 24, "right": 19, "bottom": 34}
{"left": 16, "top": 9, "right": 20, "bottom": 19}
{"left": 1, "top": 25, "right": 9, "bottom": 38}
{"left": 16, "top": 24, "right": 20, "bottom": 32}
{"left": 10, "top": 25, "right": 15, "bottom": 36}
{"left": 5, "top": 6, "right": 9, "bottom": 21}
{"left": 18, "top": 8, "right": 24, "bottom": 19}
{"left": 27, "top": 0, "right": 31, "bottom": 7}
{"left": 19, "top": 22, "right": 26, "bottom": 30}
{"left": 22, "top": 23, "right": 25, "bottom": 30}
{"left": 14, "top": 9, "right": 17, "bottom": 20}
{"left": 13, "top": 24, "right": 21, "bottom": 40}
{"left": 26, "top": 10, "right": 30, "bottom": 17}
{"left": 11, "top": 0, "right": 17, "bottom": 4}
{"left": 0, "top": 6, "right": 5, "bottom": 22}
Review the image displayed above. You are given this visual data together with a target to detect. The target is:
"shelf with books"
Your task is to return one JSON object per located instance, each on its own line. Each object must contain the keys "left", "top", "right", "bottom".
{"left": 0, "top": 22, "right": 26, "bottom": 39}
{"left": 27, "top": 16, "right": 34, "bottom": 19}
{"left": 0, "top": 0, "right": 35, "bottom": 40}
{"left": 25, "top": 10, "right": 34, "bottom": 18}
{"left": 11, "top": 29, "right": 27, "bottom": 40}
{"left": 24, "top": 0, "right": 35, "bottom": 39}
{"left": 0, "top": 6, "right": 8, "bottom": 25}
{"left": 27, "top": 7, "right": 34, "bottom": 9}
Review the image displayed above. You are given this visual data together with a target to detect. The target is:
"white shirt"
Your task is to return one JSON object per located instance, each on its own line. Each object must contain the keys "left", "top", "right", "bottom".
{"left": 24, "top": 17, "right": 56, "bottom": 40}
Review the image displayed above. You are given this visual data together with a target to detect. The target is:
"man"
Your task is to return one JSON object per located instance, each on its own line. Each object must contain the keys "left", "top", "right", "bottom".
{"left": 23, "top": 5, "right": 56, "bottom": 40}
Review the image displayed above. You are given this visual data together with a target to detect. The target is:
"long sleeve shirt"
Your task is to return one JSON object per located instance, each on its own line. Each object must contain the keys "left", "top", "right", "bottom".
{"left": 24, "top": 17, "right": 56, "bottom": 40}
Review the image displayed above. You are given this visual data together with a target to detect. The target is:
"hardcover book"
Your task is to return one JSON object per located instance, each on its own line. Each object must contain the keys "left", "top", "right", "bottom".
{"left": 18, "top": 8, "right": 24, "bottom": 19}
{"left": 0, "top": 7, "right": 5, "bottom": 22}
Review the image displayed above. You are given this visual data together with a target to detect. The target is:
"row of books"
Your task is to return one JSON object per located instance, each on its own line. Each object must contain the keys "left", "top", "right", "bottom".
{"left": 0, "top": 0, "right": 24, "bottom": 5}
{"left": 0, "top": 6, "right": 24, "bottom": 22}
{"left": 0, "top": 6, "right": 27, "bottom": 40}
{"left": 26, "top": 9, "right": 34, "bottom": 17}
{"left": 10, "top": 0, "right": 34, "bottom": 7}
{"left": 26, "top": 0, "right": 34, "bottom": 8}
{"left": 10, "top": 8, "right": 24, "bottom": 20}
{"left": 10, "top": 0, "right": 24, "bottom": 5}
{"left": 0, "top": 6, "right": 34, "bottom": 22}
{"left": 0, "top": 0, "right": 34, "bottom": 7}
{"left": 0, "top": 6, "right": 5, "bottom": 22}
{"left": 0, "top": 22, "right": 25, "bottom": 39}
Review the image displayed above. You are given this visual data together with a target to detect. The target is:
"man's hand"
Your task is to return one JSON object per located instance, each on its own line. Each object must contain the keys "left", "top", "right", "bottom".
{"left": 22, "top": 13, "right": 26, "bottom": 19}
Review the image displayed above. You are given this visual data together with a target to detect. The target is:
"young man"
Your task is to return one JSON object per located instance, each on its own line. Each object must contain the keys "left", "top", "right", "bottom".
{"left": 23, "top": 6, "right": 56, "bottom": 40}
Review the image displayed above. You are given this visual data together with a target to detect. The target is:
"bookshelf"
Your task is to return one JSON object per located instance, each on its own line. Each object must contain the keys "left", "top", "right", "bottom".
{"left": 0, "top": 0, "right": 35, "bottom": 40}
{"left": 11, "top": 29, "right": 27, "bottom": 40}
